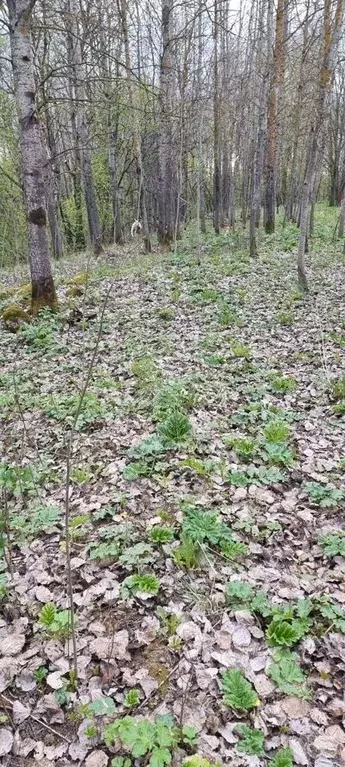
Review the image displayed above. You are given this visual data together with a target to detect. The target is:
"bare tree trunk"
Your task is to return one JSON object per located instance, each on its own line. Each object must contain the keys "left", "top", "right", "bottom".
{"left": 118, "top": 0, "right": 151, "bottom": 251}
{"left": 66, "top": 15, "right": 85, "bottom": 250}
{"left": 265, "top": 0, "right": 285, "bottom": 234}
{"left": 39, "top": 3, "right": 64, "bottom": 260}
{"left": 285, "top": 2, "right": 309, "bottom": 223}
{"left": 158, "top": 0, "right": 175, "bottom": 245}
{"left": 109, "top": 125, "right": 124, "bottom": 245}
{"left": 7, "top": 0, "right": 57, "bottom": 313}
{"left": 213, "top": 0, "right": 221, "bottom": 234}
{"left": 297, "top": 0, "right": 344, "bottom": 291}
{"left": 339, "top": 187, "right": 345, "bottom": 238}
{"left": 43, "top": 140, "right": 64, "bottom": 259}
{"left": 196, "top": 0, "right": 206, "bottom": 234}
{"left": 67, "top": 0, "right": 102, "bottom": 254}
{"left": 250, "top": 92, "right": 267, "bottom": 256}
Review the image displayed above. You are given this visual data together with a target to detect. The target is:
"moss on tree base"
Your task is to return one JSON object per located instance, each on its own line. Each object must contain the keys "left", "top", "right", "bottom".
{"left": 31, "top": 276, "right": 58, "bottom": 315}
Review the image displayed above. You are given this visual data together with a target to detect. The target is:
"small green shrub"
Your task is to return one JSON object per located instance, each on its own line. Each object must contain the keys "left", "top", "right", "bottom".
{"left": 219, "top": 538, "right": 248, "bottom": 560}
{"left": 330, "top": 376, "right": 345, "bottom": 401}
{"left": 131, "top": 356, "right": 161, "bottom": 389}
{"left": 149, "top": 526, "right": 175, "bottom": 544}
{"left": 122, "top": 460, "right": 152, "bottom": 480}
{"left": 182, "top": 507, "right": 230, "bottom": 545}
{"left": 89, "top": 540, "right": 120, "bottom": 561}
{"left": 277, "top": 311, "right": 293, "bottom": 326}
{"left": 104, "top": 714, "right": 196, "bottom": 767}
{"left": 231, "top": 342, "right": 252, "bottom": 359}
{"left": 333, "top": 401, "right": 345, "bottom": 415}
{"left": 318, "top": 532, "right": 345, "bottom": 557}
{"left": 158, "top": 411, "right": 192, "bottom": 443}
{"left": 236, "top": 725, "right": 265, "bottom": 756}
{"left": 261, "top": 442, "right": 295, "bottom": 467}
{"left": 44, "top": 392, "right": 111, "bottom": 429}
{"left": 269, "top": 375, "right": 297, "bottom": 394}
{"left": 270, "top": 748, "right": 293, "bottom": 767}
{"left": 228, "top": 436, "right": 257, "bottom": 461}
{"left": 217, "top": 302, "right": 238, "bottom": 326}
{"left": 228, "top": 465, "right": 285, "bottom": 487}
{"left": 11, "top": 504, "right": 60, "bottom": 539}
{"left": 180, "top": 457, "right": 215, "bottom": 477}
{"left": 173, "top": 537, "right": 201, "bottom": 569}
{"left": 303, "top": 482, "right": 344, "bottom": 507}
{"left": 268, "top": 650, "right": 311, "bottom": 699}
{"left": 119, "top": 542, "right": 155, "bottom": 568}
{"left": 153, "top": 380, "right": 198, "bottom": 418}
{"left": 183, "top": 758, "right": 219, "bottom": 767}
{"left": 221, "top": 669, "right": 259, "bottom": 710}
{"left": 263, "top": 421, "right": 291, "bottom": 443}
{"left": 128, "top": 436, "right": 166, "bottom": 459}
{"left": 156, "top": 307, "right": 175, "bottom": 321}
{"left": 124, "top": 689, "right": 141, "bottom": 708}
{"left": 266, "top": 615, "right": 309, "bottom": 648}
{"left": 34, "top": 666, "right": 49, "bottom": 684}
{"left": 38, "top": 603, "right": 74, "bottom": 638}
{"left": 156, "top": 607, "right": 181, "bottom": 635}
{"left": 121, "top": 573, "right": 160, "bottom": 597}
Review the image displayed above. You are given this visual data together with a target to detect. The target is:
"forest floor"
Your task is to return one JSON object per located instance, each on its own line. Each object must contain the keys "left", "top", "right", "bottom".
{"left": 0, "top": 210, "right": 345, "bottom": 767}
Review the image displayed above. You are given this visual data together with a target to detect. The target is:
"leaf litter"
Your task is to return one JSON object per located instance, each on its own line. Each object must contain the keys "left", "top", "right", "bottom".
{"left": 0, "top": 234, "right": 345, "bottom": 765}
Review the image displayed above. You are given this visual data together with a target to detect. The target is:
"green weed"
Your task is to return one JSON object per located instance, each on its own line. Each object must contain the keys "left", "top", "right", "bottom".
{"left": 303, "top": 481, "right": 344, "bottom": 507}
{"left": 236, "top": 725, "right": 265, "bottom": 756}
{"left": 221, "top": 669, "right": 259, "bottom": 710}
{"left": 121, "top": 573, "right": 160, "bottom": 597}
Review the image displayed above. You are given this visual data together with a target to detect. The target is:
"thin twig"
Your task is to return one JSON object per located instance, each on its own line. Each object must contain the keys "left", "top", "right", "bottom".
{"left": 136, "top": 660, "right": 182, "bottom": 712}
{"left": 0, "top": 693, "right": 71, "bottom": 743}
{"left": 2, "top": 490, "right": 14, "bottom": 581}
{"left": 65, "top": 282, "right": 114, "bottom": 680}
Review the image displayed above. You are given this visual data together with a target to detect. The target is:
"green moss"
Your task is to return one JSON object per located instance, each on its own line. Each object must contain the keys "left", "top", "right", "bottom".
{"left": 0, "top": 286, "right": 16, "bottom": 300}
{"left": 2, "top": 304, "right": 30, "bottom": 331}
{"left": 2, "top": 304, "right": 30, "bottom": 321}
{"left": 67, "top": 272, "right": 90, "bottom": 287}
{"left": 16, "top": 283, "right": 32, "bottom": 299}
{"left": 66, "top": 285, "right": 84, "bottom": 298}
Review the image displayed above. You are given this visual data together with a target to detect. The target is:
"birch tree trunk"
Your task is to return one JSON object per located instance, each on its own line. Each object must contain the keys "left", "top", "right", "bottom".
{"left": 7, "top": 0, "right": 57, "bottom": 313}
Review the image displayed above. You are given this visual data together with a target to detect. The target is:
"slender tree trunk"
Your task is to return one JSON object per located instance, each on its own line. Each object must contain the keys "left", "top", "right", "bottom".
{"left": 213, "top": 0, "right": 221, "bottom": 234}
{"left": 250, "top": 91, "right": 267, "bottom": 256}
{"left": 297, "top": 0, "right": 344, "bottom": 291}
{"left": 67, "top": 0, "right": 102, "bottom": 254}
{"left": 66, "top": 17, "right": 85, "bottom": 250}
{"left": 265, "top": 0, "right": 285, "bottom": 234}
{"left": 118, "top": 0, "right": 151, "bottom": 251}
{"left": 339, "top": 186, "right": 345, "bottom": 238}
{"left": 196, "top": 0, "right": 206, "bottom": 234}
{"left": 158, "top": 0, "right": 175, "bottom": 245}
{"left": 109, "top": 125, "right": 124, "bottom": 245}
{"left": 42, "top": 140, "right": 64, "bottom": 259}
{"left": 39, "top": 7, "right": 64, "bottom": 260}
{"left": 7, "top": 0, "right": 57, "bottom": 313}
